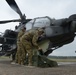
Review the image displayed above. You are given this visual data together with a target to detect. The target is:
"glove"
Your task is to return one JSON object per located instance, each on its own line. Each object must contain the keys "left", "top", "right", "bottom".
{"left": 38, "top": 47, "right": 42, "bottom": 51}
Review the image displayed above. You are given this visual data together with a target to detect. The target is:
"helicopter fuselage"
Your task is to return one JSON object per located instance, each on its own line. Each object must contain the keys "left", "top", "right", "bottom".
{"left": 0, "top": 16, "right": 76, "bottom": 56}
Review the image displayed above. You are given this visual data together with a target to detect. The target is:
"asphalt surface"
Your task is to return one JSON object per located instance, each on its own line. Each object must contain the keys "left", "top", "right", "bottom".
{"left": 0, "top": 59, "right": 76, "bottom": 75}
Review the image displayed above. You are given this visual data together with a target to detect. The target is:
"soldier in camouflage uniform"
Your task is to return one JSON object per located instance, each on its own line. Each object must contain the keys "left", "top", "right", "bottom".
{"left": 20, "top": 28, "right": 44, "bottom": 66}
{"left": 15, "top": 26, "right": 26, "bottom": 65}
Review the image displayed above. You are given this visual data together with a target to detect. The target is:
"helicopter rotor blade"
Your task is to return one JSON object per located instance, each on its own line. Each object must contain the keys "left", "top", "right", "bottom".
{"left": 6, "top": 0, "right": 23, "bottom": 19}
{"left": 0, "top": 19, "right": 21, "bottom": 24}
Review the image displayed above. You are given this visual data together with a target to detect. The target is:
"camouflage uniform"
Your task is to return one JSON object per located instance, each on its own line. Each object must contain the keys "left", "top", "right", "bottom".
{"left": 16, "top": 28, "right": 26, "bottom": 64}
{"left": 20, "top": 29, "right": 44, "bottom": 66}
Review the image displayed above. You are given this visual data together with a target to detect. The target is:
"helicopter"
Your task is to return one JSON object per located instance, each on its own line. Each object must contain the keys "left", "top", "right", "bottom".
{"left": 0, "top": 0, "right": 76, "bottom": 59}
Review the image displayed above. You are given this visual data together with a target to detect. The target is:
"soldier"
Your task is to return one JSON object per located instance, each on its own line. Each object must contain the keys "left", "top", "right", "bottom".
{"left": 15, "top": 26, "right": 26, "bottom": 65}
{"left": 20, "top": 28, "right": 44, "bottom": 66}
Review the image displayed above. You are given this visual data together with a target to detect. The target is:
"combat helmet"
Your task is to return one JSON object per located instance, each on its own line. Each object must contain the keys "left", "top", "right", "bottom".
{"left": 38, "top": 28, "right": 44, "bottom": 33}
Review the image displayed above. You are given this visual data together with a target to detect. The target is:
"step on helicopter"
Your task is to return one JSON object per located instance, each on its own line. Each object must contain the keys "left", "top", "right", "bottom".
{"left": 0, "top": 0, "right": 76, "bottom": 59}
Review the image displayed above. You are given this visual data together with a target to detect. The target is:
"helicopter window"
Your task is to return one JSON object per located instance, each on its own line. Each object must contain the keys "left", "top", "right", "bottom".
{"left": 33, "top": 17, "right": 51, "bottom": 27}
{"left": 26, "top": 20, "right": 34, "bottom": 30}
{"left": 15, "top": 20, "right": 34, "bottom": 32}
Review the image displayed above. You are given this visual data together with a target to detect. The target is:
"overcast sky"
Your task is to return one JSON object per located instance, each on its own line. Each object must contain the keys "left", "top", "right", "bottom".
{"left": 0, "top": 0, "right": 76, "bottom": 56}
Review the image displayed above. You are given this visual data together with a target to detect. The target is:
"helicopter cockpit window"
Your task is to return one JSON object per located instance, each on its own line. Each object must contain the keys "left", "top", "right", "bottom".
{"left": 33, "top": 17, "right": 51, "bottom": 28}
{"left": 15, "top": 20, "right": 34, "bottom": 32}
{"left": 26, "top": 19, "right": 34, "bottom": 30}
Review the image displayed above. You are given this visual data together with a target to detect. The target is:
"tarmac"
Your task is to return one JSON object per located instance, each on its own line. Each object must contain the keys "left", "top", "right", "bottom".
{"left": 0, "top": 58, "right": 76, "bottom": 75}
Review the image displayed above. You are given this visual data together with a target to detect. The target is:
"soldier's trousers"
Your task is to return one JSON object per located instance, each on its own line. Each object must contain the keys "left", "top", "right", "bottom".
{"left": 21, "top": 39, "right": 33, "bottom": 65}
{"left": 16, "top": 41, "right": 25, "bottom": 64}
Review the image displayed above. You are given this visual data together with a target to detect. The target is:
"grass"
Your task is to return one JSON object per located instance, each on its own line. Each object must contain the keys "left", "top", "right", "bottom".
{"left": 48, "top": 58, "right": 76, "bottom": 62}
{"left": 0, "top": 56, "right": 76, "bottom": 62}
{"left": 0, "top": 56, "right": 10, "bottom": 59}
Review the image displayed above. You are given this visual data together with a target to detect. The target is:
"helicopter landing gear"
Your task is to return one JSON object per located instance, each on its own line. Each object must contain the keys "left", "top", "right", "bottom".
{"left": 44, "top": 49, "right": 53, "bottom": 56}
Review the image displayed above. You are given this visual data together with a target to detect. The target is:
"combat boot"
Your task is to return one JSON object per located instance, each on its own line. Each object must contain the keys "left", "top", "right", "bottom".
{"left": 21, "top": 61, "right": 25, "bottom": 65}
{"left": 28, "top": 63, "right": 33, "bottom": 66}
